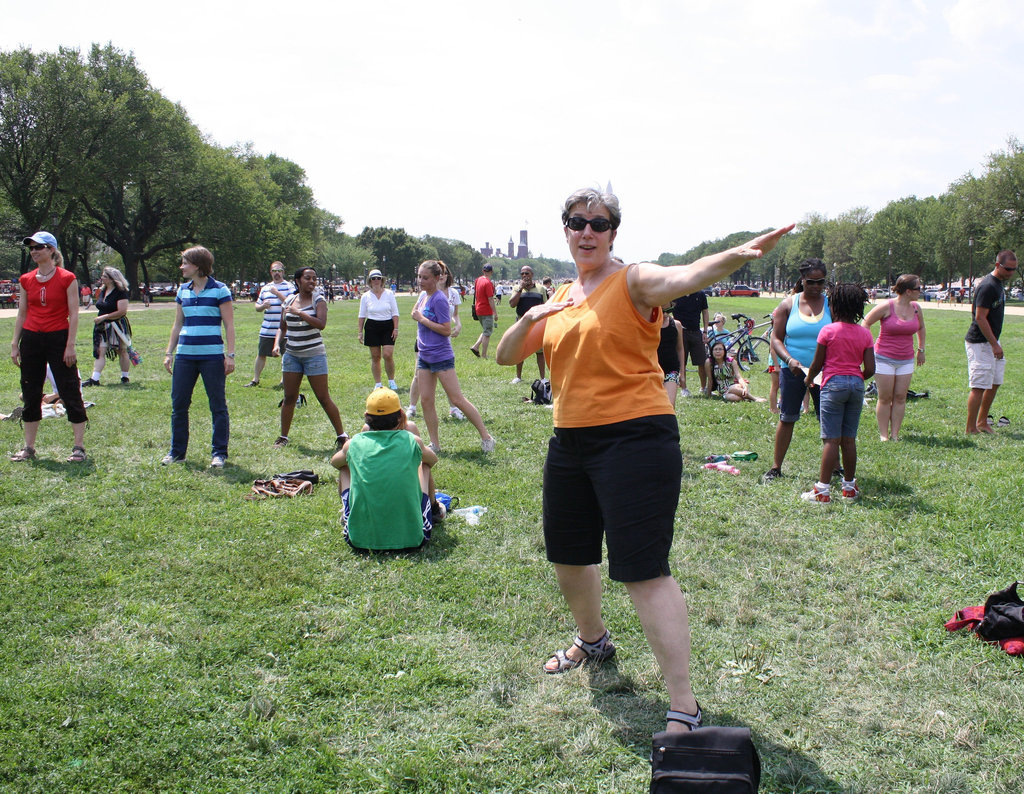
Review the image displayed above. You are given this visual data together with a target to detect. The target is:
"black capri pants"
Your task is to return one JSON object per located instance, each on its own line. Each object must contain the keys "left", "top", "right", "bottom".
{"left": 19, "top": 328, "right": 88, "bottom": 424}
{"left": 543, "top": 414, "right": 682, "bottom": 582}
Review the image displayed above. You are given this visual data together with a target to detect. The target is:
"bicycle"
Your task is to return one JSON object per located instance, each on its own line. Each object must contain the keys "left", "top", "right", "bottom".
{"left": 709, "top": 312, "right": 773, "bottom": 371}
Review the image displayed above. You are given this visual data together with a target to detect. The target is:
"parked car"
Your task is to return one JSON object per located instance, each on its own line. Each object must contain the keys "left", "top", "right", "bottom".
{"left": 723, "top": 284, "right": 760, "bottom": 297}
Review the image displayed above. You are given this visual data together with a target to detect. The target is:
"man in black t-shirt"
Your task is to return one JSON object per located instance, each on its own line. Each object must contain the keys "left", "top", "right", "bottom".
{"left": 965, "top": 250, "right": 1016, "bottom": 434}
{"left": 508, "top": 266, "right": 547, "bottom": 384}
{"left": 671, "top": 290, "right": 710, "bottom": 396}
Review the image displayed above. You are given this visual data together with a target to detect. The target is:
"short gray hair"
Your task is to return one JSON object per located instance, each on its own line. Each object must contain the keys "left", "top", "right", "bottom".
{"left": 561, "top": 188, "right": 621, "bottom": 229}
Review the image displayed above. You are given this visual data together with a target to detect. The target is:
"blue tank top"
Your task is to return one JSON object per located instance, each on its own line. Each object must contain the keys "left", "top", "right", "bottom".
{"left": 785, "top": 293, "right": 831, "bottom": 365}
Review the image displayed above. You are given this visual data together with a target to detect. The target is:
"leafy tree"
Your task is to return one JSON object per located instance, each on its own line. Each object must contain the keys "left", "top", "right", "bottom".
{"left": 356, "top": 226, "right": 435, "bottom": 286}
{"left": 0, "top": 47, "right": 92, "bottom": 275}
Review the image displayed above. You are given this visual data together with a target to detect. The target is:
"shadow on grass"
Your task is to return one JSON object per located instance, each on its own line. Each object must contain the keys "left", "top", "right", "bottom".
{"left": 587, "top": 679, "right": 847, "bottom": 793}
{"left": 904, "top": 433, "right": 975, "bottom": 449}
{"left": 22, "top": 456, "right": 96, "bottom": 477}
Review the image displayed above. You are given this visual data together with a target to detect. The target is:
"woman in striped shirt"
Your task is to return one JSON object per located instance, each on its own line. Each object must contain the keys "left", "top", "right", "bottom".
{"left": 273, "top": 267, "right": 347, "bottom": 450}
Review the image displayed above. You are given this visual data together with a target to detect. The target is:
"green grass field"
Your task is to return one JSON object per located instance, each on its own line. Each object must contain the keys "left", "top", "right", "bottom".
{"left": 1, "top": 296, "right": 1021, "bottom": 793}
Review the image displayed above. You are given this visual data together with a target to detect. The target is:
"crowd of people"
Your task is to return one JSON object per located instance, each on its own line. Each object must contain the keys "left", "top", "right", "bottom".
{"left": 6, "top": 197, "right": 1016, "bottom": 742}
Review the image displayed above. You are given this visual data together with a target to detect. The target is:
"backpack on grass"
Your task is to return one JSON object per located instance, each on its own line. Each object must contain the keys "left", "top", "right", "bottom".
{"left": 530, "top": 378, "right": 552, "bottom": 405}
{"left": 650, "top": 726, "right": 761, "bottom": 793}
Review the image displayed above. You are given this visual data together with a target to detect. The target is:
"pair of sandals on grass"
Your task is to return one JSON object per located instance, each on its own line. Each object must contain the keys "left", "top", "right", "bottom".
{"left": 10, "top": 445, "right": 86, "bottom": 463}
{"left": 544, "top": 630, "right": 703, "bottom": 731}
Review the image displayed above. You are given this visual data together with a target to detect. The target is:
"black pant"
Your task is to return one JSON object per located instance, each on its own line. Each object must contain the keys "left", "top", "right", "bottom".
{"left": 19, "top": 329, "right": 88, "bottom": 424}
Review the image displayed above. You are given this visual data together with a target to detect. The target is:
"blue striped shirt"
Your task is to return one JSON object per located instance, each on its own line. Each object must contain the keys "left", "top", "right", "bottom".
{"left": 258, "top": 280, "right": 295, "bottom": 338}
{"left": 175, "top": 277, "right": 233, "bottom": 359}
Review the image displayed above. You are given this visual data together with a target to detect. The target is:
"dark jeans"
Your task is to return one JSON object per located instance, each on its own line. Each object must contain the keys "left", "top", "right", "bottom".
{"left": 19, "top": 328, "right": 88, "bottom": 424}
{"left": 170, "top": 357, "right": 229, "bottom": 458}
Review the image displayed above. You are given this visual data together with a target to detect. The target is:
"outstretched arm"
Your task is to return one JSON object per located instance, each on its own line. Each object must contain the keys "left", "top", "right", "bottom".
{"left": 628, "top": 225, "right": 794, "bottom": 313}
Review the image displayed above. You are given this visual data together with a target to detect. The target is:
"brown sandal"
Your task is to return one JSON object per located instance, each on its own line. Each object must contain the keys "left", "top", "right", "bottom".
{"left": 67, "top": 446, "right": 87, "bottom": 463}
{"left": 10, "top": 446, "right": 36, "bottom": 462}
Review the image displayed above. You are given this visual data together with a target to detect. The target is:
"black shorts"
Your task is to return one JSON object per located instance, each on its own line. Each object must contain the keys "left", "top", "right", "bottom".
{"left": 257, "top": 336, "right": 276, "bottom": 357}
{"left": 363, "top": 318, "right": 395, "bottom": 347}
{"left": 681, "top": 328, "right": 707, "bottom": 366}
{"left": 543, "top": 414, "right": 681, "bottom": 582}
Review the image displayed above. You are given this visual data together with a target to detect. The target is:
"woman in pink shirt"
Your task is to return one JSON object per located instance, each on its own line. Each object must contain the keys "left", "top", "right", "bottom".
{"left": 861, "top": 274, "right": 926, "bottom": 441}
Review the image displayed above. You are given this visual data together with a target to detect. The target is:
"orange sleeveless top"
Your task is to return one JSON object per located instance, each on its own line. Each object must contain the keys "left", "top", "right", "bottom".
{"left": 543, "top": 266, "right": 673, "bottom": 428}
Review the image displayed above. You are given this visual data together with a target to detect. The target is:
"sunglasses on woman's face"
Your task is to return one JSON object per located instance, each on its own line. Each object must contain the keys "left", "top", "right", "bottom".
{"left": 565, "top": 216, "right": 613, "bottom": 233}
{"left": 28, "top": 244, "right": 48, "bottom": 251}
{"left": 803, "top": 277, "right": 826, "bottom": 285}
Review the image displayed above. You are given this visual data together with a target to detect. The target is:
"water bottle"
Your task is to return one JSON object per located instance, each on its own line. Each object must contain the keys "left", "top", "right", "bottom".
{"left": 703, "top": 462, "right": 740, "bottom": 475}
{"left": 730, "top": 451, "right": 758, "bottom": 461}
{"left": 452, "top": 506, "right": 487, "bottom": 525}
{"left": 705, "top": 454, "right": 731, "bottom": 463}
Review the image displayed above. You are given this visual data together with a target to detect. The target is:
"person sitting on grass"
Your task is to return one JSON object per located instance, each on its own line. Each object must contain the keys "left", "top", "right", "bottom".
{"left": 800, "top": 283, "right": 875, "bottom": 503}
{"left": 331, "top": 388, "right": 443, "bottom": 551}
{"left": 708, "top": 340, "right": 765, "bottom": 402}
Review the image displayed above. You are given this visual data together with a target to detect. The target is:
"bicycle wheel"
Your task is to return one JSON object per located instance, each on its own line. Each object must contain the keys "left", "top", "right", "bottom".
{"left": 737, "top": 336, "right": 769, "bottom": 371}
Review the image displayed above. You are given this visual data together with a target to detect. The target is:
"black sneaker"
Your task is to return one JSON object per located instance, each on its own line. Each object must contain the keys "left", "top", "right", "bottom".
{"left": 335, "top": 433, "right": 349, "bottom": 451}
{"left": 761, "top": 467, "right": 782, "bottom": 483}
{"left": 121, "top": 376, "right": 129, "bottom": 385}
{"left": 81, "top": 378, "right": 100, "bottom": 387}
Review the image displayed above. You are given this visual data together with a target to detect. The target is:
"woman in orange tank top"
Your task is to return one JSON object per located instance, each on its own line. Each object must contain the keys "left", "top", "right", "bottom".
{"left": 497, "top": 188, "right": 791, "bottom": 735}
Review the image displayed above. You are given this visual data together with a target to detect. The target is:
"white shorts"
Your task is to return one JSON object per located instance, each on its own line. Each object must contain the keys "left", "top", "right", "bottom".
{"left": 874, "top": 354, "right": 915, "bottom": 377}
{"left": 966, "top": 341, "right": 1005, "bottom": 390}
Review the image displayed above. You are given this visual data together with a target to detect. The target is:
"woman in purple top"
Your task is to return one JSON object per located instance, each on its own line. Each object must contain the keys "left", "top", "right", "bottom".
{"left": 411, "top": 260, "right": 495, "bottom": 454}
{"left": 861, "top": 274, "right": 926, "bottom": 441}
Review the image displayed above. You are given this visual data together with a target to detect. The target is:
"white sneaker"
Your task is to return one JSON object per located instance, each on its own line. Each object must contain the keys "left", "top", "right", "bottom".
{"left": 388, "top": 380, "right": 398, "bottom": 390}
{"left": 680, "top": 388, "right": 691, "bottom": 398}
{"left": 800, "top": 485, "right": 830, "bottom": 503}
{"left": 406, "top": 405, "right": 417, "bottom": 418}
{"left": 427, "top": 442, "right": 441, "bottom": 455}
{"left": 449, "top": 406, "right": 465, "bottom": 420}
{"left": 510, "top": 377, "right": 522, "bottom": 384}
{"left": 210, "top": 455, "right": 226, "bottom": 469}
{"left": 481, "top": 437, "right": 496, "bottom": 453}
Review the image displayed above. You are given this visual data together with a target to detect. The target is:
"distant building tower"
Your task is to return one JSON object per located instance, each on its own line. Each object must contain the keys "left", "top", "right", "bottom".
{"left": 517, "top": 229, "right": 529, "bottom": 259}
{"left": 480, "top": 241, "right": 493, "bottom": 257}
{"left": 508, "top": 237, "right": 515, "bottom": 258}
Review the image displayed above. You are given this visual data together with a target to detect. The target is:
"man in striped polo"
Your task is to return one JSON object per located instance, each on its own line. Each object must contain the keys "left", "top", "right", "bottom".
{"left": 244, "top": 261, "right": 294, "bottom": 388}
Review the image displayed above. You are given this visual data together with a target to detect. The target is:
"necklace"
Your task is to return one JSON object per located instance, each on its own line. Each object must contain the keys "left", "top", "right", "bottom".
{"left": 35, "top": 267, "right": 57, "bottom": 283}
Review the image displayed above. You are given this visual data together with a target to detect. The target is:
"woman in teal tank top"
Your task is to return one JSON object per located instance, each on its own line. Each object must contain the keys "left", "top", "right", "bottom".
{"left": 763, "top": 259, "right": 831, "bottom": 481}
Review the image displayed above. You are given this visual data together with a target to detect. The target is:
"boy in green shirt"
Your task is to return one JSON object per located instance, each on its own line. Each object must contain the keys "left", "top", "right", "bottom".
{"left": 332, "top": 388, "right": 441, "bottom": 550}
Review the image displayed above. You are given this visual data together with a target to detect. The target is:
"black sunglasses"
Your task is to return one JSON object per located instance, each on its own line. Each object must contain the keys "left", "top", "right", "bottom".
{"left": 565, "top": 216, "right": 613, "bottom": 233}
{"left": 27, "top": 244, "right": 48, "bottom": 251}
{"left": 803, "top": 277, "right": 826, "bottom": 285}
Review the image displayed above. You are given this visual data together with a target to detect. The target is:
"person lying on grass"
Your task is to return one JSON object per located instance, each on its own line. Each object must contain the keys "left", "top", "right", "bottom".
{"left": 331, "top": 388, "right": 443, "bottom": 551}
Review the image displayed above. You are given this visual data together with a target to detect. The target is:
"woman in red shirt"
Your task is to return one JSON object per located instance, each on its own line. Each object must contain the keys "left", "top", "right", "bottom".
{"left": 9, "top": 231, "right": 88, "bottom": 462}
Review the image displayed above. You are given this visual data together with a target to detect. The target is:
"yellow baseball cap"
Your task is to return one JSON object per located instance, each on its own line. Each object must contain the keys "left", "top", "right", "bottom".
{"left": 365, "top": 387, "right": 402, "bottom": 415}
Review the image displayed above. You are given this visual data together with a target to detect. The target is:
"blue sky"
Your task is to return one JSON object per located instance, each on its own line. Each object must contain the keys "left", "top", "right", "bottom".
{"left": 4, "top": 0, "right": 1023, "bottom": 265}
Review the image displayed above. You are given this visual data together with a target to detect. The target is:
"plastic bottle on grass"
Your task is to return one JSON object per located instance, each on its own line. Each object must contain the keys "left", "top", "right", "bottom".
{"left": 731, "top": 451, "right": 758, "bottom": 461}
{"left": 452, "top": 506, "right": 487, "bottom": 525}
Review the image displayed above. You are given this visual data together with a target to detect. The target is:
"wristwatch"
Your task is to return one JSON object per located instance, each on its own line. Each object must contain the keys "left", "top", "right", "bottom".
{"left": 225, "top": 353, "right": 235, "bottom": 359}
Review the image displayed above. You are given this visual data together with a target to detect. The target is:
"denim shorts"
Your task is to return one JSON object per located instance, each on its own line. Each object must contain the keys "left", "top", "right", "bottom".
{"left": 779, "top": 366, "right": 820, "bottom": 423}
{"left": 819, "top": 375, "right": 865, "bottom": 439}
{"left": 282, "top": 351, "right": 328, "bottom": 376}
{"left": 417, "top": 356, "right": 455, "bottom": 373}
